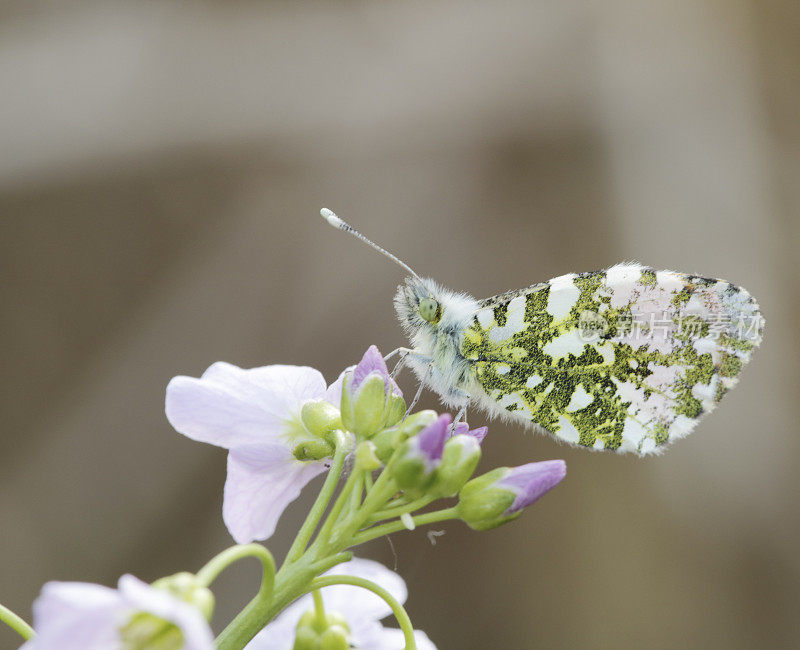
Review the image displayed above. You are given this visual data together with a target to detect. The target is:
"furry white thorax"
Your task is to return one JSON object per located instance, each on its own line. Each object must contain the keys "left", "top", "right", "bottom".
{"left": 394, "top": 277, "right": 484, "bottom": 408}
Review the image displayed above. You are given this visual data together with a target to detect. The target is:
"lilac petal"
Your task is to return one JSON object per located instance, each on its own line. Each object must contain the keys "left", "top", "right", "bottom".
{"left": 416, "top": 414, "right": 451, "bottom": 462}
{"left": 166, "top": 363, "right": 327, "bottom": 450}
{"left": 467, "top": 426, "right": 488, "bottom": 444}
{"left": 23, "top": 582, "right": 126, "bottom": 650}
{"left": 223, "top": 444, "right": 328, "bottom": 543}
{"left": 501, "top": 460, "right": 566, "bottom": 515}
{"left": 351, "top": 346, "right": 402, "bottom": 397}
{"left": 118, "top": 575, "right": 214, "bottom": 650}
{"left": 451, "top": 422, "right": 487, "bottom": 444}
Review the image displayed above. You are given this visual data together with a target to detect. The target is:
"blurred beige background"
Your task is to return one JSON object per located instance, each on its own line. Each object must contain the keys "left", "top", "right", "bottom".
{"left": 2, "top": 1, "right": 799, "bottom": 648}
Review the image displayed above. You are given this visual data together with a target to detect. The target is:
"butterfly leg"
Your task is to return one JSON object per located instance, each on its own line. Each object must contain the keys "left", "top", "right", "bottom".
{"left": 403, "top": 360, "right": 433, "bottom": 417}
{"left": 384, "top": 347, "right": 428, "bottom": 381}
{"left": 382, "top": 347, "right": 417, "bottom": 362}
{"left": 449, "top": 390, "right": 471, "bottom": 433}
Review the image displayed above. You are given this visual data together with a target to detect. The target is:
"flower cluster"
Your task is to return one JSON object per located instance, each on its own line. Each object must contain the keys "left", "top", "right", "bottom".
{"left": 14, "top": 345, "right": 565, "bottom": 650}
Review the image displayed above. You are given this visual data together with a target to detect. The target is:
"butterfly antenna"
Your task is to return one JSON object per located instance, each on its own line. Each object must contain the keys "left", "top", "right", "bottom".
{"left": 320, "top": 208, "right": 423, "bottom": 281}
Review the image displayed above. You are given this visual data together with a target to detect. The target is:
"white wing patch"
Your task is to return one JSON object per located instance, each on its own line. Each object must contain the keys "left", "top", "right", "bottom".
{"left": 461, "top": 263, "right": 763, "bottom": 454}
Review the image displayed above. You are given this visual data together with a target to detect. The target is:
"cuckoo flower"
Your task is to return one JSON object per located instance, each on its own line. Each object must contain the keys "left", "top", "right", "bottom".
{"left": 22, "top": 575, "right": 213, "bottom": 650}
{"left": 340, "top": 346, "right": 404, "bottom": 439}
{"left": 391, "top": 413, "right": 450, "bottom": 491}
{"left": 457, "top": 459, "right": 567, "bottom": 530}
{"left": 451, "top": 421, "right": 488, "bottom": 444}
{"left": 245, "top": 558, "right": 436, "bottom": 650}
{"left": 433, "top": 426, "right": 484, "bottom": 498}
{"left": 166, "top": 363, "right": 343, "bottom": 544}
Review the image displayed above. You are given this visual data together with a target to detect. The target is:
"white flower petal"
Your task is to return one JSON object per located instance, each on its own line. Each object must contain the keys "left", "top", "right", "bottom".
{"left": 246, "top": 558, "right": 412, "bottom": 650}
{"left": 23, "top": 581, "right": 127, "bottom": 650}
{"left": 165, "top": 363, "right": 327, "bottom": 450}
{"left": 321, "top": 557, "right": 407, "bottom": 622}
{"left": 223, "top": 444, "right": 327, "bottom": 543}
{"left": 325, "top": 368, "right": 349, "bottom": 408}
{"left": 118, "top": 575, "right": 214, "bottom": 650}
{"left": 359, "top": 628, "right": 438, "bottom": 650}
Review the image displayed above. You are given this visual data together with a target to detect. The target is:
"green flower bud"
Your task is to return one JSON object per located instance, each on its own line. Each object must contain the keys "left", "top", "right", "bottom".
{"left": 120, "top": 613, "right": 184, "bottom": 650}
{"left": 431, "top": 434, "right": 482, "bottom": 498}
{"left": 371, "top": 427, "right": 401, "bottom": 464}
{"left": 293, "top": 438, "right": 335, "bottom": 461}
{"left": 342, "top": 374, "right": 387, "bottom": 438}
{"left": 151, "top": 572, "right": 214, "bottom": 620}
{"left": 455, "top": 468, "right": 516, "bottom": 531}
{"left": 320, "top": 625, "right": 349, "bottom": 650}
{"left": 456, "top": 460, "right": 566, "bottom": 531}
{"left": 292, "top": 624, "right": 318, "bottom": 650}
{"left": 381, "top": 393, "right": 406, "bottom": 429}
{"left": 394, "top": 409, "right": 438, "bottom": 440}
{"left": 390, "top": 414, "right": 449, "bottom": 493}
{"left": 355, "top": 440, "right": 382, "bottom": 471}
{"left": 294, "top": 610, "right": 350, "bottom": 650}
{"left": 339, "top": 346, "right": 405, "bottom": 440}
{"left": 300, "top": 400, "right": 343, "bottom": 443}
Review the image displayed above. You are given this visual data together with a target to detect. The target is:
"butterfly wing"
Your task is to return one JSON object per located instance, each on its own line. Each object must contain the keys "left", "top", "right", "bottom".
{"left": 460, "top": 263, "right": 763, "bottom": 454}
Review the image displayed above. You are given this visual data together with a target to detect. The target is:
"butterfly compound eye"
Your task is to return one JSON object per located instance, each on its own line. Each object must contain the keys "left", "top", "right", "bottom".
{"left": 418, "top": 297, "right": 441, "bottom": 324}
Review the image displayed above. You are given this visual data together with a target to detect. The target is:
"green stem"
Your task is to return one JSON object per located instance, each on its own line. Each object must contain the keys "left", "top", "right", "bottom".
{"left": 216, "top": 552, "right": 352, "bottom": 650}
{"left": 212, "top": 546, "right": 276, "bottom": 650}
{"left": 311, "top": 464, "right": 366, "bottom": 553}
{"left": 346, "top": 472, "right": 364, "bottom": 512}
{"left": 197, "top": 544, "right": 275, "bottom": 588}
{"left": 306, "top": 575, "right": 417, "bottom": 650}
{"left": 351, "top": 507, "right": 458, "bottom": 546}
{"left": 327, "top": 468, "right": 398, "bottom": 549}
{"left": 286, "top": 435, "right": 349, "bottom": 563}
{"left": 312, "top": 589, "right": 326, "bottom": 624}
{"left": 369, "top": 496, "right": 435, "bottom": 524}
{"left": 0, "top": 603, "right": 34, "bottom": 641}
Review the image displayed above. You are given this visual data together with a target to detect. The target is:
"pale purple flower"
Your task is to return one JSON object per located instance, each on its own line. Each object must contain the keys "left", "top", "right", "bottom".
{"left": 500, "top": 460, "right": 567, "bottom": 514}
{"left": 21, "top": 575, "right": 213, "bottom": 650}
{"left": 457, "top": 459, "right": 566, "bottom": 530}
{"left": 245, "top": 558, "right": 436, "bottom": 650}
{"left": 451, "top": 422, "right": 488, "bottom": 444}
{"left": 403, "top": 413, "right": 450, "bottom": 472}
{"left": 347, "top": 345, "right": 402, "bottom": 400}
{"left": 166, "top": 363, "right": 342, "bottom": 543}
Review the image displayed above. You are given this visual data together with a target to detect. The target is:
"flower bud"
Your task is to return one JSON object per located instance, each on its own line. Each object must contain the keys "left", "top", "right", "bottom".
{"left": 320, "top": 626, "right": 349, "bottom": 650}
{"left": 371, "top": 409, "right": 438, "bottom": 464}
{"left": 451, "top": 422, "right": 488, "bottom": 444}
{"left": 371, "top": 427, "right": 400, "bottom": 464}
{"left": 120, "top": 612, "right": 185, "bottom": 650}
{"left": 390, "top": 413, "right": 450, "bottom": 492}
{"left": 293, "top": 438, "right": 335, "bottom": 461}
{"left": 431, "top": 434, "right": 482, "bottom": 498}
{"left": 340, "top": 346, "right": 404, "bottom": 439}
{"left": 456, "top": 460, "right": 566, "bottom": 531}
{"left": 300, "top": 400, "right": 343, "bottom": 443}
{"left": 294, "top": 610, "right": 350, "bottom": 650}
{"left": 151, "top": 572, "right": 214, "bottom": 621}
{"left": 395, "top": 409, "right": 438, "bottom": 439}
{"left": 355, "top": 440, "right": 381, "bottom": 471}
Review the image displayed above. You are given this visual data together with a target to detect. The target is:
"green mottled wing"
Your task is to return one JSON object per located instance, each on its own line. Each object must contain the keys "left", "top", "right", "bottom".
{"left": 460, "top": 263, "right": 763, "bottom": 454}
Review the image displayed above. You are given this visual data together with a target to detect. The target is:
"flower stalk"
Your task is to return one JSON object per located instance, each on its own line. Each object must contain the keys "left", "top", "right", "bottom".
{"left": 0, "top": 602, "right": 34, "bottom": 641}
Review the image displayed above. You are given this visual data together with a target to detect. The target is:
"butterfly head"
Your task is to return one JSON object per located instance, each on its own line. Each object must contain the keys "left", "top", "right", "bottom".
{"left": 395, "top": 277, "right": 442, "bottom": 333}
{"left": 394, "top": 276, "right": 479, "bottom": 340}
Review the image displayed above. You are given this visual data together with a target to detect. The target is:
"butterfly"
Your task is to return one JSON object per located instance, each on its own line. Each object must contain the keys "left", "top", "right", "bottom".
{"left": 321, "top": 209, "right": 763, "bottom": 455}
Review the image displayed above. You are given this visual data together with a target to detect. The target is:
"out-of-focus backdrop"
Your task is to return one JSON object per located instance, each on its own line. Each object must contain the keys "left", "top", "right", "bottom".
{"left": 2, "top": 2, "right": 799, "bottom": 648}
